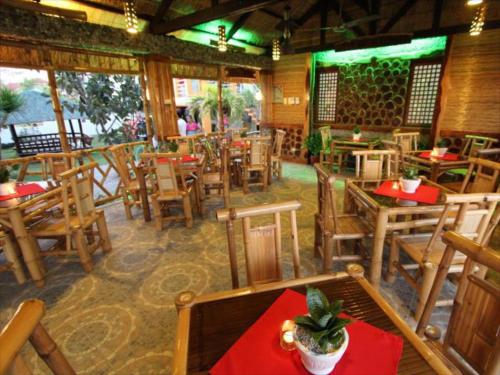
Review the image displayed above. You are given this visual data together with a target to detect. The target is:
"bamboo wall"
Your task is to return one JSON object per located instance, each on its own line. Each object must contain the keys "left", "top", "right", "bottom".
{"left": 437, "top": 30, "right": 500, "bottom": 139}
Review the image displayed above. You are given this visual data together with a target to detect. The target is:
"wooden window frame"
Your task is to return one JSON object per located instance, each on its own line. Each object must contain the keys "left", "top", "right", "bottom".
{"left": 314, "top": 67, "right": 339, "bottom": 124}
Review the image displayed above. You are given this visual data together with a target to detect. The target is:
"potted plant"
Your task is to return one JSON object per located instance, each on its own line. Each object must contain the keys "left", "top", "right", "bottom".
{"left": 432, "top": 139, "right": 448, "bottom": 156}
{"left": 294, "top": 287, "right": 351, "bottom": 375}
{"left": 400, "top": 167, "right": 421, "bottom": 194}
{"left": 352, "top": 126, "right": 361, "bottom": 141}
{"left": 302, "top": 133, "right": 322, "bottom": 164}
{"left": 0, "top": 166, "right": 14, "bottom": 196}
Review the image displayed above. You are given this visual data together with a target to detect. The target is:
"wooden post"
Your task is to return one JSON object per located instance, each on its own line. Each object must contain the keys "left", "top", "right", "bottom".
{"left": 370, "top": 208, "right": 389, "bottom": 289}
{"left": 217, "top": 67, "right": 224, "bottom": 132}
{"left": 138, "top": 60, "right": 154, "bottom": 143}
{"left": 226, "top": 213, "right": 239, "bottom": 289}
{"left": 47, "top": 69, "right": 70, "bottom": 153}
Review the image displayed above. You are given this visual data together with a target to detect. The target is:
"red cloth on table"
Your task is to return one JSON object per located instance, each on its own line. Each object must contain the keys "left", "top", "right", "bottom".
{"left": 0, "top": 183, "right": 46, "bottom": 201}
{"left": 210, "top": 289, "right": 403, "bottom": 375}
{"left": 374, "top": 181, "right": 440, "bottom": 204}
{"left": 157, "top": 155, "right": 198, "bottom": 164}
{"left": 418, "top": 152, "right": 459, "bottom": 161}
{"left": 232, "top": 141, "right": 245, "bottom": 148}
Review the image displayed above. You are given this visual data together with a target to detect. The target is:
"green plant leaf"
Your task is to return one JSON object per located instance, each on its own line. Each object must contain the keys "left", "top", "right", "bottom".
{"left": 317, "top": 312, "right": 333, "bottom": 328}
{"left": 306, "top": 287, "right": 328, "bottom": 321}
{"left": 294, "top": 315, "right": 321, "bottom": 331}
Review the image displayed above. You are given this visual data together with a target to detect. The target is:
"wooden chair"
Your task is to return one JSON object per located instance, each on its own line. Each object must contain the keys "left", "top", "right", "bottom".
{"left": 140, "top": 153, "right": 194, "bottom": 230}
{"left": 270, "top": 129, "right": 286, "bottom": 180}
{"left": 460, "top": 134, "right": 498, "bottom": 158}
{"left": 416, "top": 231, "right": 500, "bottom": 375}
{"left": 318, "top": 126, "right": 331, "bottom": 163}
{"left": 444, "top": 157, "right": 500, "bottom": 193}
{"left": 0, "top": 299, "right": 76, "bottom": 375}
{"left": 36, "top": 153, "right": 74, "bottom": 182}
{"left": 0, "top": 230, "right": 26, "bottom": 284}
{"left": 475, "top": 147, "right": 500, "bottom": 162}
{"left": 352, "top": 149, "right": 397, "bottom": 180}
{"left": 314, "top": 163, "right": 372, "bottom": 272}
{"left": 387, "top": 192, "right": 500, "bottom": 320}
{"left": 382, "top": 140, "right": 405, "bottom": 177}
{"left": 201, "top": 146, "right": 230, "bottom": 213}
{"left": 392, "top": 131, "right": 420, "bottom": 153}
{"left": 216, "top": 200, "right": 302, "bottom": 288}
{"left": 242, "top": 141, "right": 269, "bottom": 194}
{"left": 26, "top": 162, "right": 112, "bottom": 273}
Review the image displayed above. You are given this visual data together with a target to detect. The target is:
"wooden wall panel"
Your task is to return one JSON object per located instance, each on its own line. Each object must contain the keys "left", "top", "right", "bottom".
{"left": 437, "top": 30, "right": 500, "bottom": 138}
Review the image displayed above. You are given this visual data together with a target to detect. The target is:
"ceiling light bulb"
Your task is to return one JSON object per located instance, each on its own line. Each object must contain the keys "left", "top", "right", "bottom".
{"left": 123, "top": 0, "right": 138, "bottom": 34}
{"left": 470, "top": 5, "right": 486, "bottom": 36}
{"left": 218, "top": 25, "right": 227, "bottom": 52}
{"left": 467, "top": 0, "right": 483, "bottom": 6}
{"left": 272, "top": 39, "right": 281, "bottom": 61}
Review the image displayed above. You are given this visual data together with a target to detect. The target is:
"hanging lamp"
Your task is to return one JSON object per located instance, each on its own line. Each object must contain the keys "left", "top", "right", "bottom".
{"left": 218, "top": 25, "right": 227, "bottom": 52}
{"left": 470, "top": 5, "right": 486, "bottom": 36}
{"left": 123, "top": 0, "right": 138, "bottom": 34}
{"left": 272, "top": 39, "right": 281, "bottom": 61}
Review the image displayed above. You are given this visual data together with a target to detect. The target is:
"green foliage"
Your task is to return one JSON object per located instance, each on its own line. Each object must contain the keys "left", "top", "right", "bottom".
{"left": 240, "top": 88, "right": 257, "bottom": 108}
{"left": 157, "top": 140, "right": 179, "bottom": 152}
{"left": 0, "top": 166, "right": 9, "bottom": 183}
{"left": 302, "top": 133, "right": 323, "bottom": 156}
{"left": 402, "top": 167, "right": 419, "bottom": 180}
{"left": 188, "top": 87, "right": 245, "bottom": 125}
{"left": 56, "top": 72, "right": 143, "bottom": 145}
{"left": 0, "top": 86, "right": 24, "bottom": 126}
{"left": 353, "top": 126, "right": 361, "bottom": 134}
{"left": 435, "top": 138, "right": 448, "bottom": 148}
{"left": 295, "top": 287, "right": 350, "bottom": 354}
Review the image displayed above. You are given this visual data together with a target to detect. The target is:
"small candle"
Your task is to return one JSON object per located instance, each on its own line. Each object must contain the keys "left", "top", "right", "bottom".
{"left": 392, "top": 181, "right": 399, "bottom": 190}
{"left": 280, "top": 320, "right": 296, "bottom": 351}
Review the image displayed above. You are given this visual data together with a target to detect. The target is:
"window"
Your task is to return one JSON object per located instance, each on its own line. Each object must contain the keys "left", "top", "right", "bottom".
{"left": 405, "top": 62, "right": 442, "bottom": 127}
{"left": 315, "top": 68, "right": 338, "bottom": 122}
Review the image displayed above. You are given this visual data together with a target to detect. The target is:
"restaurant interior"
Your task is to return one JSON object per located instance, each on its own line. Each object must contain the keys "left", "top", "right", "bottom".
{"left": 0, "top": 0, "right": 499, "bottom": 374}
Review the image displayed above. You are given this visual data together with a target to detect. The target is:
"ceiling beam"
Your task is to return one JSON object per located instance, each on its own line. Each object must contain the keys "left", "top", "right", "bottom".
{"left": 330, "top": 0, "right": 365, "bottom": 36}
{"left": 319, "top": 0, "right": 328, "bottom": 45}
{"left": 150, "top": 0, "right": 283, "bottom": 34}
{"left": 379, "top": 0, "right": 417, "bottom": 34}
{"left": 351, "top": 0, "right": 370, "bottom": 14}
{"left": 369, "top": 0, "right": 380, "bottom": 34}
{"left": 227, "top": 12, "right": 252, "bottom": 40}
{"left": 296, "top": 1, "right": 323, "bottom": 27}
{"left": 149, "top": 0, "right": 174, "bottom": 29}
{"left": 72, "top": 0, "right": 153, "bottom": 21}
{"left": 259, "top": 8, "right": 283, "bottom": 20}
{"left": 432, "top": 0, "right": 444, "bottom": 33}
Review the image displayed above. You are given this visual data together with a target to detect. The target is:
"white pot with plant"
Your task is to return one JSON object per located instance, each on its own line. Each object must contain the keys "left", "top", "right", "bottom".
{"left": 0, "top": 166, "right": 14, "bottom": 196}
{"left": 352, "top": 126, "right": 361, "bottom": 141}
{"left": 399, "top": 167, "right": 421, "bottom": 194}
{"left": 294, "top": 287, "right": 351, "bottom": 375}
{"left": 432, "top": 139, "right": 448, "bottom": 156}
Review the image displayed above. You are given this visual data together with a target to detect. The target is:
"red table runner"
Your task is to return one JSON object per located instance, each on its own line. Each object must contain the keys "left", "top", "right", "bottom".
{"left": 231, "top": 141, "right": 246, "bottom": 148}
{"left": 418, "top": 151, "right": 459, "bottom": 161}
{"left": 374, "top": 181, "right": 440, "bottom": 204}
{"left": 0, "top": 183, "right": 46, "bottom": 201}
{"left": 157, "top": 155, "right": 199, "bottom": 164}
{"left": 210, "top": 289, "right": 403, "bottom": 375}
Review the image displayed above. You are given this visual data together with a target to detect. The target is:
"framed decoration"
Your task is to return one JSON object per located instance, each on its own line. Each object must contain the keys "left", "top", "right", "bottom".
{"left": 272, "top": 85, "right": 283, "bottom": 103}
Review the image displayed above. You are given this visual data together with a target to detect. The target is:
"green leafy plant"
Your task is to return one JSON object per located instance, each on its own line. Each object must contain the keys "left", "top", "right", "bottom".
{"left": 435, "top": 138, "right": 447, "bottom": 148}
{"left": 402, "top": 167, "right": 419, "bottom": 180}
{"left": 294, "top": 287, "right": 350, "bottom": 354}
{"left": 352, "top": 126, "right": 361, "bottom": 134}
{"left": 302, "top": 133, "right": 323, "bottom": 157}
{"left": 0, "top": 86, "right": 24, "bottom": 159}
{"left": 0, "top": 166, "right": 9, "bottom": 183}
{"left": 157, "top": 140, "right": 179, "bottom": 152}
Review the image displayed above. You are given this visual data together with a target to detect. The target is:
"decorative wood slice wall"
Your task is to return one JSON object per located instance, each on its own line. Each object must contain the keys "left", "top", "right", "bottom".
{"left": 266, "top": 125, "right": 304, "bottom": 160}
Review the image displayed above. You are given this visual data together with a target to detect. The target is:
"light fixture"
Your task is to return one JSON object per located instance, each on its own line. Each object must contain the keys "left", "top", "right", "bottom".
{"left": 218, "top": 25, "right": 227, "bottom": 52}
{"left": 272, "top": 39, "right": 281, "bottom": 61}
{"left": 470, "top": 5, "right": 486, "bottom": 36}
{"left": 466, "top": 0, "right": 483, "bottom": 5}
{"left": 123, "top": 0, "right": 138, "bottom": 34}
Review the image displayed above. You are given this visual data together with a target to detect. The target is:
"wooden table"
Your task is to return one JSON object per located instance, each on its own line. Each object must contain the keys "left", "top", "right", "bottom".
{"left": 332, "top": 136, "right": 382, "bottom": 150}
{"left": 404, "top": 153, "right": 469, "bottom": 182}
{"left": 344, "top": 178, "right": 454, "bottom": 289}
{"left": 172, "top": 267, "right": 451, "bottom": 375}
{"left": 136, "top": 153, "right": 206, "bottom": 222}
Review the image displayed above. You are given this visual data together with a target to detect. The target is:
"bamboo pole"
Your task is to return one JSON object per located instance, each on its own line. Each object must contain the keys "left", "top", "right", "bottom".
{"left": 217, "top": 67, "right": 224, "bottom": 132}
{"left": 138, "top": 60, "right": 154, "bottom": 143}
{"left": 47, "top": 69, "right": 70, "bottom": 154}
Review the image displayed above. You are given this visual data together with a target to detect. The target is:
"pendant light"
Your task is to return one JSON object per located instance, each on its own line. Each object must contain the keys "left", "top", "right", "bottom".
{"left": 470, "top": 5, "right": 486, "bottom": 36}
{"left": 218, "top": 25, "right": 227, "bottom": 52}
{"left": 466, "top": 0, "right": 483, "bottom": 5}
{"left": 272, "top": 39, "right": 281, "bottom": 61}
{"left": 123, "top": 0, "right": 138, "bottom": 34}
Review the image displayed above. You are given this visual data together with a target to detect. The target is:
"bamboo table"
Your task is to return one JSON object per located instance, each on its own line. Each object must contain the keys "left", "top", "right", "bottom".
{"left": 172, "top": 266, "right": 451, "bottom": 375}
{"left": 331, "top": 135, "right": 382, "bottom": 150}
{"left": 404, "top": 153, "right": 469, "bottom": 182}
{"left": 344, "top": 178, "right": 454, "bottom": 289}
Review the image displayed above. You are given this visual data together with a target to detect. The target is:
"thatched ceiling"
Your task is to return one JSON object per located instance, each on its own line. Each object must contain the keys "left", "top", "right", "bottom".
{"left": 28, "top": 0, "right": 500, "bottom": 54}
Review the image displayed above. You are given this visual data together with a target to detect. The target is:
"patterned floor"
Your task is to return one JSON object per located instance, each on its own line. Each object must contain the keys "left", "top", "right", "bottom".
{"left": 0, "top": 162, "right": 459, "bottom": 374}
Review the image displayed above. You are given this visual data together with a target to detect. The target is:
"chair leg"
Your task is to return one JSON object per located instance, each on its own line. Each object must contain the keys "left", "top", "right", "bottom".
{"left": 323, "top": 235, "right": 333, "bottom": 273}
{"left": 313, "top": 214, "right": 321, "bottom": 258}
{"left": 386, "top": 237, "right": 399, "bottom": 283}
{"left": 96, "top": 212, "right": 112, "bottom": 253}
{"left": 151, "top": 198, "right": 163, "bottom": 231}
{"left": 262, "top": 168, "right": 268, "bottom": 192}
{"left": 2, "top": 234, "right": 27, "bottom": 284}
{"left": 416, "top": 262, "right": 438, "bottom": 321}
{"left": 183, "top": 195, "right": 193, "bottom": 228}
{"left": 73, "top": 230, "right": 93, "bottom": 273}
{"left": 278, "top": 160, "right": 282, "bottom": 180}
{"left": 243, "top": 169, "right": 249, "bottom": 194}
{"left": 122, "top": 189, "right": 133, "bottom": 220}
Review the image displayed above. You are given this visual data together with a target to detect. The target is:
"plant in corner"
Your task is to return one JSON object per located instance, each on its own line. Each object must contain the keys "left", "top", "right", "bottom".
{"left": 0, "top": 166, "right": 14, "bottom": 196}
{"left": 302, "top": 133, "right": 323, "bottom": 164}
{"left": 294, "top": 287, "right": 351, "bottom": 375}
{"left": 400, "top": 167, "right": 421, "bottom": 194}
{"left": 432, "top": 138, "right": 448, "bottom": 157}
{"left": 352, "top": 126, "right": 362, "bottom": 141}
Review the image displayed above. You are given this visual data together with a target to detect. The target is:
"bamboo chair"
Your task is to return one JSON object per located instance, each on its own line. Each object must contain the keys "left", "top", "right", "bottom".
{"left": 352, "top": 149, "right": 398, "bottom": 180}
{"left": 392, "top": 131, "right": 420, "bottom": 153}
{"left": 140, "top": 153, "right": 194, "bottom": 230}
{"left": 460, "top": 134, "right": 498, "bottom": 158}
{"left": 216, "top": 200, "right": 302, "bottom": 288}
{"left": 416, "top": 231, "right": 500, "bottom": 375}
{"left": 0, "top": 299, "right": 76, "bottom": 375}
{"left": 314, "top": 164, "right": 372, "bottom": 272}
{"left": 27, "top": 162, "right": 112, "bottom": 273}
{"left": 36, "top": 153, "right": 74, "bottom": 188}
{"left": 242, "top": 141, "right": 269, "bottom": 194}
{"left": 201, "top": 146, "right": 230, "bottom": 213}
{"left": 270, "top": 129, "right": 286, "bottom": 180}
{"left": 475, "top": 147, "right": 500, "bottom": 162}
{"left": 318, "top": 126, "right": 331, "bottom": 163}
{"left": 387, "top": 192, "right": 500, "bottom": 320}
{"left": 0, "top": 230, "right": 26, "bottom": 284}
{"left": 443, "top": 157, "right": 500, "bottom": 193}
{"left": 382, "top": 140, "right": 405, "bottom": 177}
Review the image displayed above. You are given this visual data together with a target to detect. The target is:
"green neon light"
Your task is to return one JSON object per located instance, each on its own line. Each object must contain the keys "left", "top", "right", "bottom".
{"left": 192, "top": 19, "right": 265, "bottom": 45}
{"left": 314, "top": 36, "right": 447, "bottom": 64}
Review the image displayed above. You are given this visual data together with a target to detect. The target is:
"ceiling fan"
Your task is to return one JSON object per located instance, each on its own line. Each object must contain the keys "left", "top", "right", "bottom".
{"left": 301, "top": 14, "right": 381, "bottom": 40}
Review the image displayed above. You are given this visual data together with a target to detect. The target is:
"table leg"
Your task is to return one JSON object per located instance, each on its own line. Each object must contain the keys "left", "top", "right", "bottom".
{"left": 370, "top": 208, "right": 389, "bottom": 289}
{"left": 136, "top": 166, "right": 151, "bottom": 222}
{"left": 430, "top": 162, "right": 439, "bottom": 182}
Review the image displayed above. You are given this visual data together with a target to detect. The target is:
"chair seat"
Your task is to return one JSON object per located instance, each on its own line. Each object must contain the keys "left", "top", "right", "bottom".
{"left": 202, "top": 173, "right": 223, "bottom": 185}
{"left": 154, "top": 187, "right": 191, "bottom": 201}
{"left": 333, "top": 214, "right": 372, "bottom": 240}
{"left": 245, "top": 164, "right": 266, "bottom": 171}
{"left": 31, "top": 214, "right": 98, "bottom": 236}
{"left": 440, "top": 181, "right": 462, "bottom": 192}
{"left": 395, "top": 234, "right": 467, "bottom": 266}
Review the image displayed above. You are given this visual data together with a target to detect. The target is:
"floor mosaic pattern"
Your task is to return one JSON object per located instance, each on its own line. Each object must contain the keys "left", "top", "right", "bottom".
{"left": 0, "top": 162, "right": 469, "bottom": 374}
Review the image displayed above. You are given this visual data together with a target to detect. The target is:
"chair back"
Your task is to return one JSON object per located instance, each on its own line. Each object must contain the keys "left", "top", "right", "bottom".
{"left": 272, "top": 129, "right": 286, "bottom": 157}
{"left": 109, "top": 142, "right": 147, "bottom": 186}
{"left": 216, "top": 201, "right": 302, "bottom": 288}
{"left": 460, "top": 157, "right": 500, "bottom": 193}
{"left": 417, "top": 231, "right": 500, "bottom": 375}
{"left": 392, "top": 131, "right": 419, "bottom": 153}
{"left": 319, "top": 126, "right": 331, "bottom": 151}
{"left": 460, "top": 134, "right": 498, "bottom": 158}
{"left": 475, "top": 148, "right": 500, "bottom": 162}
{"left": 314, "top": 163, "right": 340, "bottom": 235}
{"left": 352, "top": 149, "right": 397, "bottom": 180}
{"left": 0, "top": 299, "right": 76, "bottom": 375}
{"left": 141, "top": 153, "right": 189, "bottom": 195}
{"left": 36, "top": 153, "right": 73, "bottom": 180}
{"left": 247, "top": 141, "right": 268, "bottom": 166}
{"left": 382, "top": 140, "right": 404, "bottom": 176}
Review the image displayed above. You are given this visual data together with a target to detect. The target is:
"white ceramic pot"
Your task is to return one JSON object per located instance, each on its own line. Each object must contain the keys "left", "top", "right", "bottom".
{"left": 432, "top": 147, "right": 447, "bottom": 156}
{"left": 352, "top": 133, "right": 361, "bottom": 141}
{"left": 399, "top": 177, "right": 421, "bottom": 194}
{"left": 294, "top": 328, "right": 349, "bottom": 375}
{"left": 0, "top": 181, "right": 15, "bottom": 196}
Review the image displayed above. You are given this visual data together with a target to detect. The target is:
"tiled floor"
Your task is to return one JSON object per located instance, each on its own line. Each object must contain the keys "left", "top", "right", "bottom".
{"left": 0, "top": 162, "right": 460, "bottom": 374}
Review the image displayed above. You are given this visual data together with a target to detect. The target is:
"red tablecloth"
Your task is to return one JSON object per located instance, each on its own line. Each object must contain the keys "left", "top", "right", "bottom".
{"left": 374, "top": 181, "right": 440, "bottom": 204}
{"left": 210, "top": 289, "right": 403, "bottom": 375}
{"left": 157, "top": 155, "right": 199, "bottom": 164}
{"left": 231, "top": 141, "right": 246, "bottom": 148}
{"left": 418, "top": 152, "right": 459, "bottom": 161}
{"left": 0, "top": 183, "right": 46, "bottom": 201}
